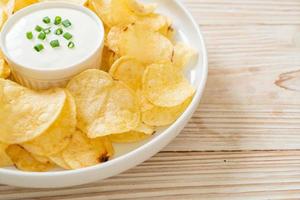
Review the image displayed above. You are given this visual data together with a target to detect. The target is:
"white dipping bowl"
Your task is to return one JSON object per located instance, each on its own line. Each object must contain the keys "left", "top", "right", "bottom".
{"left": 0, "top": 0, "right": 208, "bottom": 188}
{"left": 0, "top": 2, "right": 104, "bottom": 90}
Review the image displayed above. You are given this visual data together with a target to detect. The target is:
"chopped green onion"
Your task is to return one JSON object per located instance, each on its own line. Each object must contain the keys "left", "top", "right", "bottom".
{"left": 62, "top": 19, "right": 72, "bottom": 28}
{"left": 43, "top": 27, "right": 51, "bottom": 34}
{"left": 54, "top": 16, "right": 62, "bottom": 25}
{"left": 67, "top": 41, "right": 75, "bottom": 49}
{"left": 26, "top": 32, "right": 33, "bottom": 40}
{"left": 50, "top": 40, "right": 60, "bottom": 48}
{"left": 43, "top": 16, "right": 51, "bottom": 24}
{"left": 63, "top": 32, "right": 73, "bottom": 40}
{"left": 55, "top": 28, "right": 63, "bottom": 35}
{"left": 34, "top": 44, "right": 44, "bottom": 52}
{"left": 35, "top": 25, "right": 43, "bottom": 32}
{"left": 38, "top": 32, "right": 46, "bottom": 40}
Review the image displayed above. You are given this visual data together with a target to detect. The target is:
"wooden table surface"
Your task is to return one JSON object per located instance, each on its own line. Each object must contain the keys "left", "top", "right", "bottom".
{"left": 2, "top": 0, "right": 300, "bottom": 199}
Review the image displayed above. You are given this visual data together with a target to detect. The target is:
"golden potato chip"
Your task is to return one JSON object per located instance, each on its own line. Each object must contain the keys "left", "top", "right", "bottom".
{"left": 0, "top": 59, "right": 10, "bottom": 79}
{"left": 0, "top": 79, "right": 66, "bottom": 144}
{"left": 88, "top": 0, "right": 112, "bottom": 27}
{"left": 31, "top": 153, "right": 52, "bottom": 164}
{"left": 0, "top": 142, "right": 12, "bottom": 167}
{"left": 6, "top": 145, "right": 54, "bottom": 172}
{"left": 172, "top": 42, "right": 197, "bottom": 69}
{"left": 101, "top": 46, "right": 119, "bottom": 72}
{"left": 22, "top": 90, "right": 76, "bottom": 156}
{"left": 49, "top": 152, "right": 71, "bottom": 170}
{"left": 0, "top": 0, "right": 14, "bottom": 30}
{"left": 107, "top": 23, "right": 173, "bottom": 64}
{"left": 62, "top": 131, "right": 112, "bottom": 169}
{"left": 40, "top": 0, "right": 88, "bottom": 5}
{"left": 14, "top": 0, "right": 38, "bottom": 12}
{"left": 109, "top": 122, "right": 154, "bottom": 143}
{"left": 66, "top": 69, "right": 113, "bottom": 135}
{"left": 142, "top": 97, "right": 193, "bottom": 126}
{"left": 109, "top": 56, "right": 145, "bottom": 91}
{"left": 87, "top": 81, "right": 140, "bottom": 138}
{"left": 125, "top": 0, "right": 156, "bottom": 16}
{"left": 89, "top": 0, "right": 156, "bottom": 28}
{"left": 143, "top": 62, "right": 195, "bottom": 107}
{"left": 67, "top": 69, "right": 140, "bottom": 138}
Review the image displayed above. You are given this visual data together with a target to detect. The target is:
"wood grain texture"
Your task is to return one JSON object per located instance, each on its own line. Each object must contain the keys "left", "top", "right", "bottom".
{"left": 183, "top": 0, "right": 300, "bottom": 25}
{"left": 2, "top": 0, "right": 300, "bottom": 199}
{"left": 2, "top": 151, "right": 300, "bottom": 200}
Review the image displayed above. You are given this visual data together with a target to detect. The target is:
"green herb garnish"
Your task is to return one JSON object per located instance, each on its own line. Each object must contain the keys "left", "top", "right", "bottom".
{"left": 67, "top": 41, "right": 75, "bottom": 49}
{"left": 50, "top": 40, "right": 60, "bottom": 48}
{"left": 34, "top": 44, "right": 44, "bottom": 52}
{"left": 62, "top": 19, "right": 72, "bottom": 28}
{"left": 43, "top": 27, "right": 51, "bottom": 34}
{"left": 26, "top": 32, "right": 33, "bottom": 40}
{"left": 63, "top": 32, "right": 73, "bottom": 40}
{"left": 55, "top": 28, "right": 63, "bottom": 35}
{"left": 35, "top": 25, "right": 43, "bottom": 32}
{"left": 54, "top": 16, "right": 62, "bottom": 25}
{"left": 43, "top": 17, "right": 51, "bottom": 24}
{"left": 38, "top": 32, "right": 46, "bottom": 40}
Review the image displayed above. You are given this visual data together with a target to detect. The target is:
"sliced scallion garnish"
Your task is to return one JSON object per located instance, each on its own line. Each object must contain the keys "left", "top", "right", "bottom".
{"left": 34, "top": 44, "right": 44, "bottom": 52}
{"left": 43, "top": 27, "right": 51, "bottom": 34}
{"left": 43, "top": 16, "right": 51, "bottom": 24}
{"left": 67, "top": 41, "right": 75, "bottom": 49}
{"left": 26, "top": 32, "right": 33, "bottom": 40}
{"left": 63, "top": 32, "right": 73, "bottom": 40}
{"left": 62, "top": 19, "right": 72, "bottom": 28}
{"left": 35, "top": 25, "right": 43, "bottom": 32}
{"left": 54, "top": 16, "right": 62, "bottom": 25}
{"left": 55, "top": 28, "right": 63, "bottom": 35}
{"left": 50, "top": 40, "right": 60, "bottom": 48}
{"left": 38, "top": 32, "right": 46, "bottom": 40}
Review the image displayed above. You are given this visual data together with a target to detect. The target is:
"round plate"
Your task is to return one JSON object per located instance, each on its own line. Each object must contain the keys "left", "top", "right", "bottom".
{"left": 0, "top": 0, "right": 208, "bottom": 188}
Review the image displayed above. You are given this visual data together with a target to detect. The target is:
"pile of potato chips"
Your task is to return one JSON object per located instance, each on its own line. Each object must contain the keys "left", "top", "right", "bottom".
{"left": 0, "top": 0, "right": 197, "bottom": 172}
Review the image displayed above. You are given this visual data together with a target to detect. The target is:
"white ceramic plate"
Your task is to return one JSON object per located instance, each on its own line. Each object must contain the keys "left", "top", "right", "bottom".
{"left": 0, "top": 0, "right": 208, "bottom": 188}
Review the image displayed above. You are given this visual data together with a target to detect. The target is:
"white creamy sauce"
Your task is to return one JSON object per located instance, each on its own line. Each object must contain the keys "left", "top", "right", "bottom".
{"left": 4, "top": 7, "right": 102, "bottom": 69}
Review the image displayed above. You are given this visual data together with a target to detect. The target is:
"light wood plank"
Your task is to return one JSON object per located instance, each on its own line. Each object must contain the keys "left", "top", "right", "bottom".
{"left": 182, "top": 0, "right": 300, "bottom": 25}
{"left": 2, "top": 151, "right": 300, "bottom": 200}
{"left": 164, "top": 24, "right": 300, "bottom": 151}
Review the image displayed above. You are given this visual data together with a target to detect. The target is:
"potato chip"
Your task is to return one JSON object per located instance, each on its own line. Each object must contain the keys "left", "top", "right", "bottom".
{"left": 31, "top": 153, "right": 52, "bottom": 164}
{"left": 49, "top": 152, "right": 71, "bottom": 170}
{"left": 62, "top": 131, "right": 112, "bottom": 169}
{"left": 0, "top": 79, "right": 66, "bottom": 144}
{"left": 101, "top": 46, "right": 119, "bottom": 72}
{"left": 40, "top": 0, "right": 88, "bottom": 5}
{"left": 88, "top": 0, "right": 112, "bottom": 27}
{"left": 0, "top": 142, "right": 12, "bottom": 167}
{"left": 22, "top": 90, "right": 76, "bottom": 156}
{"left": 0, "top": 0, "right": 14, "bottom": 30}
{"left": 89, "top": 0, "right": 155, "bottom": 28}
{"left": 109, "top": 56, "right": 145, "bottom": 91}
{"left": 125, "top": 0, "right": 156, "bottom": 16}
{"left": 142, "top": 97, "right": 193, "bottom": 126}
{"left": 6, "top": 145, "right": 54, "bottom": 172}
{"left": 107, "top": 23, "right": 173, "bottom": 64}
{"left": 67, "top": 69, "right": 140, "bottom": 138}
{"left": 14, "top": 0, "right": 38, "bottom": 12}
{"left": 143, "top": 62, "right": 195, "bottom": 107}
{"left": 172, "top": 42, "right": 197, "bottom": 69}
{"left": 87, "top": 81, "right": 140, "bottom": 138}
{"left": 67, "top": 69, "right": 113, "bottom": 135}
{"left": 0, "top": 59, "right": 10, "bottom": 79}
{"left": 109, "top": 122, "right": 154, "bottom": 143}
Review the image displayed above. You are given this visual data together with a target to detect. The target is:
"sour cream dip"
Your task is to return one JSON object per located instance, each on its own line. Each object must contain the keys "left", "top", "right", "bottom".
{"left": 0, "top": 2, "right": 104, "bottom": 90}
